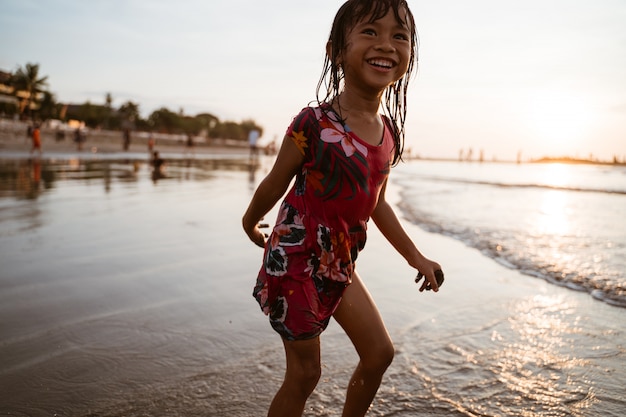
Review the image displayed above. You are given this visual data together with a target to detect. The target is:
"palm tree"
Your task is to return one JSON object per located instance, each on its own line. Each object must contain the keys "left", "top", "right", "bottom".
{"left": 118, "top": 100, "right": 140, "bottom": 128}
{"left": 11, "top": 63, "right": 49, "bottom": 119}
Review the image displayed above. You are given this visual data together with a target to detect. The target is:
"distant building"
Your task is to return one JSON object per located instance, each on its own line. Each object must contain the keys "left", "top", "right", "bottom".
{"left": 0, "top": 69, "right": 44, "bottom": 115}
{"left": 0, "top": 70, "right": 19, "bottom": 109}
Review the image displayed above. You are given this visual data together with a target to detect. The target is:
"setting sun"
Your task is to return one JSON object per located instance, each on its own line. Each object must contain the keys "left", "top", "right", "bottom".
{"left": 527, "top": 92, "right": 594, "bottom": 147}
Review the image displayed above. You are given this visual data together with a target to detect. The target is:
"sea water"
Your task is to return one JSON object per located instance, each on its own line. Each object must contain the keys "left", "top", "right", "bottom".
{"left": 0, "top": 156, "right": 624, "bottom": 416}
{"left": 394, "top": 160, "right": 626, "bottom": 308}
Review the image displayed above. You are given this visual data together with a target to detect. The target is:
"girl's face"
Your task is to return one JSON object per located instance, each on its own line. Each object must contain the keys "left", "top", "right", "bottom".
{"left": 340, "top": 7, "right": 412, "bottom": 94}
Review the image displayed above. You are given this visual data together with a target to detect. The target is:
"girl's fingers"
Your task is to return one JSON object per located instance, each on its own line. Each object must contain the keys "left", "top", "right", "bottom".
{"left": 415, "top": 269, "right": 444, "bottom": 292}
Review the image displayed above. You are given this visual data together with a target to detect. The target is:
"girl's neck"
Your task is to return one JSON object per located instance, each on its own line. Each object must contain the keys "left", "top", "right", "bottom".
{"left": 335, "top": 91, "right": 381, "bottom": 119}
{"left": 333, "top": 92, "right": 385, "bottom": 146}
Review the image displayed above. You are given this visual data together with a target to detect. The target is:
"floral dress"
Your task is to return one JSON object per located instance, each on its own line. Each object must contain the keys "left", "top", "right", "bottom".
{"left": 253, "top": 105, "right": 396, "bottom": 340}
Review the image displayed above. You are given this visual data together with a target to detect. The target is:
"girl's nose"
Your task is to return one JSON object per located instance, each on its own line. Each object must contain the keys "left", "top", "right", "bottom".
{"left": 375, "top": 36, "right": 396, "bottom": 52}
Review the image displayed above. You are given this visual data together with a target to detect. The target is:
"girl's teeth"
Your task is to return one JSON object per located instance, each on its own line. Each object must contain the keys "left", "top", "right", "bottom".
{"left": 369, "top": 60, "right": 392, "bottom": 68}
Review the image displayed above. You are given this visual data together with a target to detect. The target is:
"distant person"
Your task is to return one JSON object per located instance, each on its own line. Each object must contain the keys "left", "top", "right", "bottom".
{"left": 123, "top": 129, "right": 131, "bottom": 151}
{"left": 242, "top": 1, "right": 443, "bottom": 415}
{"left": 147, "top": 133, "right": 155, "bottom": 152}
{"left": 184, "top": 133, "right": 195, "bottom": 157}
{"left": 55, "top": 127, "right": 65, "bottom": 142}
{"left": 30, "top": 123, "right": 42, "bottom": 155}
{"left": 248, "top": 129, "right": 260, "bottom": 160}
{"left": 74, "top": 128, "right": 84, "bottom": 151}
{"left": 151, "top": 151, "right": 165, "bottom": 182}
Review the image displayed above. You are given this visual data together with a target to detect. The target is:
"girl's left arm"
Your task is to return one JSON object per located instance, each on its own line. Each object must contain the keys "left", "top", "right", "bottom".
{"left": 370, "top": 179, "right": 443, "bottom": 292}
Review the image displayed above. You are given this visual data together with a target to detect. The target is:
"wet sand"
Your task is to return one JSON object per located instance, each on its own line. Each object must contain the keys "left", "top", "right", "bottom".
{"left": 0, "top": 151, "right": 624, "bottom": 416}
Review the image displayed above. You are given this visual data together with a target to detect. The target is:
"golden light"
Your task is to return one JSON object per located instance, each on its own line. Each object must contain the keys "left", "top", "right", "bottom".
{"left": 540, "top": 163, "right": 570, "bottom": 188}
{"left": 533, "top": 164, "right": 572, "bottom": 236}
{"left": 537, "top": 190, "right": 570, "bottom": 236}
{"left": 527, "top": 91, "right": 594, "bottom": 147}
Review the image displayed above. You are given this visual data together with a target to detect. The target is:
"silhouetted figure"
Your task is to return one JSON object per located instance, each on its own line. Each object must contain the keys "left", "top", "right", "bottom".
{"left": 123, "top": 129, "right": 131, "bottom": 151}
{"left": 74, "top": 128, "right": 85, "bottom": 151}
{"left": 184, "top": 133, "right": 195, "bottom": 157}
{"left": 55, "top": 127, "right": 65, "bottom": 141}
{"left": 248, "top": 129, "right": 260, "bottom": 161}
{"left": 151, "top": 151, "right": 165, "bottom": 182}
{"left": 147, "top": 133, "right": 155, "bottom": 152}
{"left": 30, "top": 123, "right": 42, "bottom": 156}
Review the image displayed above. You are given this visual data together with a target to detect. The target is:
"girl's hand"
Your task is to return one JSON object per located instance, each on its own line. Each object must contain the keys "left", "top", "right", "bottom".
{"left": 243, "top": 217, "right": 269, "bottom": 248}
{"left": 414, "top": 259, "right": 444, "bottom": 292}
{"left": 415, "top": 268, "right": 444, "bottom": 292}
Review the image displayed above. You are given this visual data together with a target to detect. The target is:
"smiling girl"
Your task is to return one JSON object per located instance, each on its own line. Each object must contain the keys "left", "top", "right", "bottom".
{"left": 242, "top": 1, "right": 443, "bottom": 415}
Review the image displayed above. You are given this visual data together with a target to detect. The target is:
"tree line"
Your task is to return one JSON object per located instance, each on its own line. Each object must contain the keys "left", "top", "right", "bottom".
{"left": 0, "top": 62, "right": 262, "bottom": 141}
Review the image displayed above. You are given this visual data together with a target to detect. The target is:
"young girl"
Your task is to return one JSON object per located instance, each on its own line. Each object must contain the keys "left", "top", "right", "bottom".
{"left": 242, "top": 1, "right": 443, "bottom": 415}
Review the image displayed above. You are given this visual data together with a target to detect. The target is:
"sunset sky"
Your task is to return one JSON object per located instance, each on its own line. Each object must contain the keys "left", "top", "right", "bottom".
{"left": 2, "top": 0, "right": 625, "bottom": 161}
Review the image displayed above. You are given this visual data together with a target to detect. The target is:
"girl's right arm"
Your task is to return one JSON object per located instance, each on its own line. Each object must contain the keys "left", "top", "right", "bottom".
{"left": 242, "top": 135, "right": 305, "bottom": 248}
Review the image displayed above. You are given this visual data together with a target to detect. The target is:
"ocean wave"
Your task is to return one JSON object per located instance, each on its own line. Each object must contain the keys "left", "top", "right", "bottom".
{"left": 397, "top": 199, "right": 626, "bottom": 309}
{"left": 412, "top": 175, "right": 626, "bottom": 195}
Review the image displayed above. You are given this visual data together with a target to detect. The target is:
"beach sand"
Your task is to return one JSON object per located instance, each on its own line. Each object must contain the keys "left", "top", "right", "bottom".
{"left": 0, "top": 149, "right": 623, "bottom": 416}
{"left": 0, "top": 120, "right": 251, "bottom": 157}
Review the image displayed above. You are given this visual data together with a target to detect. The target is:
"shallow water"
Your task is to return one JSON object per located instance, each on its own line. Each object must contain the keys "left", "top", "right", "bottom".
{"left": 0, "top": 155, "right": 624, "bottom": 416}
{"left": 395, "top": 160, "right": 626, "bottom": 308}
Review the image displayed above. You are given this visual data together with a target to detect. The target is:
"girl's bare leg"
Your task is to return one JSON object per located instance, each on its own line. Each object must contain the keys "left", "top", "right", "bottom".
{"left": 267, "top": 336, "right": 322, "bottom": 417}
{"left": 333, "top": 271, "right": 395, "bottom": 417}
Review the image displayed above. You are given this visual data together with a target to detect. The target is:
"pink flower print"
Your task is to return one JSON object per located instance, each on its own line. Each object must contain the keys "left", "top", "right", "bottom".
{"left": 320, "top": 128, "right": 368, "bottom": 158}
{"left": 256, "top": 283, "right": 270, "bottom": 314}
{"left": 318, "top": 248, "right": 347, "bottom": 282}
{"left": 270, "top": 204, "right": 305, "bottom": 248}
{"left": 270, "top": 223, "right": 292, "bottom": 248}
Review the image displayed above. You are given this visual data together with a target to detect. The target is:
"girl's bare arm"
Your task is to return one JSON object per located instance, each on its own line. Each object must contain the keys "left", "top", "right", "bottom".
{"left": 242, "top": 136, "right": 304, "bottom": 248}
{"left": 370, "top": 179, "right": 443, "bottom": 292}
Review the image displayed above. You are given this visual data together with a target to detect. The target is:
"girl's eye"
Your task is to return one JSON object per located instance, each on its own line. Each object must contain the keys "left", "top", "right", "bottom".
{"left": 362, "top": 28, "right": 376, "bottom": 36}
{"left": 394, "top": 33, "right": 409, "bottom": 41}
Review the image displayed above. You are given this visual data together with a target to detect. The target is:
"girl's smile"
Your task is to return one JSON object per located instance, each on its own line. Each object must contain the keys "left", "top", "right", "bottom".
{"left": 367, "top": 58, "right": 396, "bottom": 71}
{"left": 342, "top": 8, "right": 411, "bottom": 92}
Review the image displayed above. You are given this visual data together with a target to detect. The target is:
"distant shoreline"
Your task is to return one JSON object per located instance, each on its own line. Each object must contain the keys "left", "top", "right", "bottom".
{"left": 0, "top": 119, "right": 253, "bottom": 158}
{"left": 2, "top": 119, "right": 624, "bottom": 166}
{"left": 409, "top": 155, "right": 626, "bottom": 166}
{"left": 529, "top": 156, "right": 626, "bottom": 166}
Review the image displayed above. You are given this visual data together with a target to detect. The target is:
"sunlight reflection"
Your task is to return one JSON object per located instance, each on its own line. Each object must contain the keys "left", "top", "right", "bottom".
{"left": 490, "top": 295, "right": 595, "bottom": 415}
{"left": 541, "top": 163, "right": 570, "bottom": 188}
{"left": 536, "top": 190, "right": 570, "bottom": 236}
{"left": 531, "top": 163, "right": 573, "bottom": 235}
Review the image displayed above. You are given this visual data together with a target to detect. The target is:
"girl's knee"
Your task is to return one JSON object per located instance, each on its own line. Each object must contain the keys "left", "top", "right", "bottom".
{"left": 363, "top": 340, "right": 395, "bottom": 373}
{"left": 283, "top": 337, "right": 322, "bottom": 396}
{"left": 288, "top": 358, "right": 322, "bottom": 395}
{"left": 300, "top": 360, "right": 323, "bottom": 384}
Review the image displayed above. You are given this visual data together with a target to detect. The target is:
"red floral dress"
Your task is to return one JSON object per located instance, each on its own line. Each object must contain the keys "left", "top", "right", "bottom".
{"left": 253, "top": 105, "right": 395, "bottom": 340}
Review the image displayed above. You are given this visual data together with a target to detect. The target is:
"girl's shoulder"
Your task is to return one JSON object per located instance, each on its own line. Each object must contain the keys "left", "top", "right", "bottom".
{"left": 289, "top": 106, "right": 319, "bottom": 129}
{"left": 288, "top": 104, "right": 337, "bottom": 136}
{"left": 291, "top": 104, "right": 334, "bottom": 123}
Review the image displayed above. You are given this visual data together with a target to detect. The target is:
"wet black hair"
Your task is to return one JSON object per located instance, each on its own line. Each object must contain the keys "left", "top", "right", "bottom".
{"left": 316, "top": 0, "right": 418, "bottom": 165}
